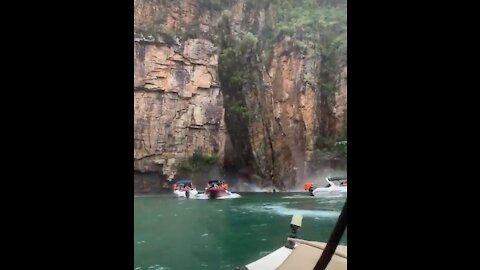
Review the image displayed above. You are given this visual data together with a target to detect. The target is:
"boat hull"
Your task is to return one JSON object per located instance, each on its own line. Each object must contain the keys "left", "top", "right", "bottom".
{"left": 173, "top": 189, "right": 198, "bottom": 198}
{"left": 312, "top": 187, "right": 347, "bottom": 197}
{"left": 206, "top": 188, "right": 228, "bottom": 199}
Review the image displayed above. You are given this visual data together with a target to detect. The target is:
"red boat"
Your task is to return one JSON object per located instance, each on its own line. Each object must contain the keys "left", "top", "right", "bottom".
{"left": 205, "top": 180, "right": 230, "bottom": 199}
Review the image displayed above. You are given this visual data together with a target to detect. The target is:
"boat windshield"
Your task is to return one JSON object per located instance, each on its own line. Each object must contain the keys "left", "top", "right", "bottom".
{"left": 175, "top": 180, "right": 193, "bottom": 187}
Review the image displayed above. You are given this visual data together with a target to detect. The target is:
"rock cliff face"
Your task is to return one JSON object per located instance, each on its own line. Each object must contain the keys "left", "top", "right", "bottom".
{"left": 134, "top": 0, "right": 347, "bottom": 192}
{"left": 134, "top": 38, "right": 226, "bottom": 192}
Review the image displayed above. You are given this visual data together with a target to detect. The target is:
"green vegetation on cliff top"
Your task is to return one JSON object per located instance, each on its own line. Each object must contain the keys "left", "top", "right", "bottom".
{"left": 177, "top": 150, "right": 220, "bottom": 173}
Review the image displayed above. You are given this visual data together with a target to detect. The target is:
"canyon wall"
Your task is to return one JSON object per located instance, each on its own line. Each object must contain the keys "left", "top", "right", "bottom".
{"left": 134, "top": 0, "right": 347, "bottom": 192}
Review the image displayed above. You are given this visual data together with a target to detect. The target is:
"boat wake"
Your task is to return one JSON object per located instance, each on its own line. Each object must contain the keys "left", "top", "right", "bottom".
{"left": 217, "top": 193, "right": 242, "bottom": 199}
{"left": 189, "top": 193, "right": 242, "bottom": 200}
{"left": 281, "top": 195, "right": 313, "bottom": 199}
{"left": 282, "top": 193, "right": 346, "bottom": 199}
{"left": 323, "top": 194, "right": 345, "bottom": 198}
{"left": 134, "top": 265, "right": 170, "bottom": 270}
{"left": 241, "top": 204, "right": 340, "bottom": 219}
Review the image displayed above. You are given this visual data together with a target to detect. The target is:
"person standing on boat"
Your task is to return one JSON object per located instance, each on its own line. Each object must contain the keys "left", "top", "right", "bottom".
{"left": 184, "top": 185, "right": 191, "bottom": 198}
{"left": 304, "top": 182, "right": 314, "bottom": 196}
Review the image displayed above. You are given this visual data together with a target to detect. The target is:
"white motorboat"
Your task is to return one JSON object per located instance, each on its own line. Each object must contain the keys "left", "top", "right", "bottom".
{"left": 305, "top": 177, "right": 347, "bottom": 197}
{"left": 172, "top": 180, "right": 198, "bottom": 198}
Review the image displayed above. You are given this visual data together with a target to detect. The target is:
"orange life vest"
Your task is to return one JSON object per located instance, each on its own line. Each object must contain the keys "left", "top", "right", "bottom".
{"left": 304, "top": 182, "right": 313, "bottom": 191}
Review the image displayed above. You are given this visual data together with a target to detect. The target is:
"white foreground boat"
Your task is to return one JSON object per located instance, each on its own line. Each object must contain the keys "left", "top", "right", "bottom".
{"left": 245, "top": 239, "right": 347, "bottom": 270}
{"left": 239, "top": 199, "right": 348, "bottom": 270}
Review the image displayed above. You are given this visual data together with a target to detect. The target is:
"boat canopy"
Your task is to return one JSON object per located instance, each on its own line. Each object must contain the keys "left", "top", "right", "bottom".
{"left": 175, "top": 180, "right": 193, "bottom": 186}
{"left": 208, "top": 180, "right": 224, "bottom": 184}
{"left": 327, "top": 177, "right": 347, "bottom": 181}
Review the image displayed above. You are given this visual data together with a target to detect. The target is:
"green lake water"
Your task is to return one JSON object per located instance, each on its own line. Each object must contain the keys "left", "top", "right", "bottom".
{"left": 134, "top": 192, "right": 347, "bottom": 270}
